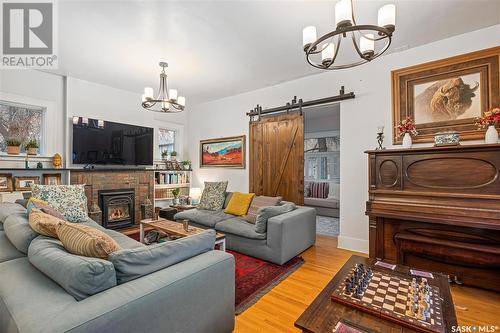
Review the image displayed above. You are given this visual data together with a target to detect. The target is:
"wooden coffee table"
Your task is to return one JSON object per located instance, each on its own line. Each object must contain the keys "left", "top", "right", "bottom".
{"left": 169, "top": 204, "right": 197, "bottom": 212}
{"left": 139, "top": 218, "right": 226, "bottom": 251}
{"left": 294, "top": 255, "right": 457, "bottom": 333}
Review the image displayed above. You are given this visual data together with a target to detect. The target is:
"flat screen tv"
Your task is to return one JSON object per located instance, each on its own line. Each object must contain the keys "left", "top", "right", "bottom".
{"left": 72, "top": 117, "right": 153, "bottom": 166}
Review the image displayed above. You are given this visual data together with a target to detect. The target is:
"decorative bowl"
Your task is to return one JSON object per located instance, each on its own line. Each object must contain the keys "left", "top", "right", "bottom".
{"left": 434, "top": 131, "right": 460, "bottom": 146}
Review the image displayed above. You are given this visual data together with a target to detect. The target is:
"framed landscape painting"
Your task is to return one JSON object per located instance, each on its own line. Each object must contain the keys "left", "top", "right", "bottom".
{"left": 200, "top": 135, "right": 245, "bottom": 168}
{"left": 392, "top": 46, "right": 500, "bottom": 144}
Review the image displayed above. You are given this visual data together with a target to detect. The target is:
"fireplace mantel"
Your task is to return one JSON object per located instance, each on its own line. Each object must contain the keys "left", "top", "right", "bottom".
{"left": 365, "top": 143, "right": 500, "bottom": 292}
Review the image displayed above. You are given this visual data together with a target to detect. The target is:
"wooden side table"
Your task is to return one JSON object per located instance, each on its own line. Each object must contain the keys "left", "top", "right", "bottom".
{"left": 139, "top": 218, "right": 226, "bottom": 251}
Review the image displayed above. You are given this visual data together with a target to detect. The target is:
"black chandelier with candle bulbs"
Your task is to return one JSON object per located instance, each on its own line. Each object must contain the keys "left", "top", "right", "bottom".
{"left": 302, "top": 0, "right": 396, "bottom": 70}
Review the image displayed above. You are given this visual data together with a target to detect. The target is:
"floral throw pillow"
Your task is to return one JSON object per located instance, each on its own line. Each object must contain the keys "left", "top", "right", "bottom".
{"left": 198, "top": 181, "right": 228, "bottom": 211}
{"left": 31, "top": 184, "right": 88, "bottom": 223}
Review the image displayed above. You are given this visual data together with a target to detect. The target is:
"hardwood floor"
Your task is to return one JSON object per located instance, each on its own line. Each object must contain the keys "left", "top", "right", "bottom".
{"left": 235, "top": 235, "right": 500, "bottom": 332}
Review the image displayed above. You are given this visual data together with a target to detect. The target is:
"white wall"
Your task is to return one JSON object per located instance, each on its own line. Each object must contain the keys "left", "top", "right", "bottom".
{"left": 0, "top": 69, "right": 65, "bottom": 162}
{"left": 66, "top": 77, "right": 188, "bottom": 166}
{"left": 0, "top": 71, "right": 188, "bottom": 168}
{"left": 188, "top": 24, "right": 500, "bottom": 253}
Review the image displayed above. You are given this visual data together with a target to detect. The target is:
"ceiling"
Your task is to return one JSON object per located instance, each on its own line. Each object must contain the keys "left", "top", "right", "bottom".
{"left": 53, "top": 0, "right": 500, "bottom": 105}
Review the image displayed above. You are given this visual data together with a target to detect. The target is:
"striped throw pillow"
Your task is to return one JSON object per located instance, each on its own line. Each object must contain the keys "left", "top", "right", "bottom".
{"left": 29, "top": 208, "right": 66, "bottom": 238}
{"left": 243, "top": 196, "right": 282, "bottom": 224}
{"left": 56, "top": 223, "right": 121, "bottom": 259}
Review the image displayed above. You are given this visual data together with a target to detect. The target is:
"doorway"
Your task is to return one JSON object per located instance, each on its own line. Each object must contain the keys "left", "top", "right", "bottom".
{"left": 303, "top": 103, "right": 340, "bottom": 237}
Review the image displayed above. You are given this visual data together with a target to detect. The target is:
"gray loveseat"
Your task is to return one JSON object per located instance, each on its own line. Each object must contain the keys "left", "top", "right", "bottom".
{"left": 175, "top": 194, "right": 316, "bottom": 265}
{"left": 0, "top": 203, "right": 235, "bottom": 333}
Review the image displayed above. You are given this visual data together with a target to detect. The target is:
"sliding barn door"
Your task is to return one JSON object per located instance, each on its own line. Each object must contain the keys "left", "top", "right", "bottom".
{"left": 249, "top": 113, "right": 304, "bottom": 205}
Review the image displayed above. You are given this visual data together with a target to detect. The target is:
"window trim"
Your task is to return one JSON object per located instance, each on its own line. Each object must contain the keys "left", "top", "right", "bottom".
{"left": 0, "top": 98, "right": 47, "bottom": 155}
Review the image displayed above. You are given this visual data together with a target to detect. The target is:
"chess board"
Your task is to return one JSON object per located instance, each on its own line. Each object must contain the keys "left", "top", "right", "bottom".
{"left": 331, "top": 267, "right": 445, "bottom": 333}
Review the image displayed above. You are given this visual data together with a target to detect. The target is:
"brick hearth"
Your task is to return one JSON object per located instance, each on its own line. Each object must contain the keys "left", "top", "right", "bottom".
{"left": 70, "top": 169, "right": 154, "bottom": 226}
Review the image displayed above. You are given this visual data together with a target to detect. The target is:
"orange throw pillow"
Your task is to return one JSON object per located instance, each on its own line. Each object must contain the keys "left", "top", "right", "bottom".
{"left": 56, "top": 223, "right": 121, "bottom": 259}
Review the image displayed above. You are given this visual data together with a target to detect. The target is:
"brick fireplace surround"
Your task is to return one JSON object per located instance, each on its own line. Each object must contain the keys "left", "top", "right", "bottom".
{"left": 70, "top": 169, "right": 154, "bottom": 226}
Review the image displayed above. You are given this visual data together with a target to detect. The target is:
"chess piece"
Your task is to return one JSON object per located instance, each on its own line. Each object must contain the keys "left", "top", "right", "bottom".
{"left": 417, "top": 304, "right": 426, "bottom": 320}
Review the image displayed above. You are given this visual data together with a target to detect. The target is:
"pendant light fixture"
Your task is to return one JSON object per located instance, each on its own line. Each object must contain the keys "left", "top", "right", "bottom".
{"left": 141, "top": 62, "right": 185, "bottom": 113}
{"left": 302, "top": 0, "right": 396, "bottom": 70}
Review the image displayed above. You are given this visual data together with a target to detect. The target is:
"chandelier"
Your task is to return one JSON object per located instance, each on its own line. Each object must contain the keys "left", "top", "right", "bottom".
{"left": 141, "top": 62, "right": 185, "bottom": 113}
{"left": 302, "top": 0, "right": 395, "bottom": 70}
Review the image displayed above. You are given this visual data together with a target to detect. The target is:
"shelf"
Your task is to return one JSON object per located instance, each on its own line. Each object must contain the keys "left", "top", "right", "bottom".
{"left": 154, "top": 170, "right": 192, "bottom": 173}
{"left": 155, "top": 183, "right": 190, "bottom": 189}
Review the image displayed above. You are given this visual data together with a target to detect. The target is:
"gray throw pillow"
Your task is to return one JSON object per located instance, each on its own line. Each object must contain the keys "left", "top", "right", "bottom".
{"left": 0, "top": 202, "right": 26, "bottom": 223}
{"left": 110, "top": 229, "right": 216, "bottom": 284}
{"left": 28, "top": 236, "right": 117, "bottom": 301}
{"left": 198, "top": 181, "right": 228, "bottom": 211}
{"left": 255, "top": 203, "right": 296, "bottom": 234}
{"left": 3, "top": 214, "right": 39, "bottom": 254}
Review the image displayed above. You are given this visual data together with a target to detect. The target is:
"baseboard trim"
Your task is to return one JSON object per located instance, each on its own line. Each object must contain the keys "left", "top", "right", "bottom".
{"left": 337, "top": 235, "right": 369, "bottom": 254}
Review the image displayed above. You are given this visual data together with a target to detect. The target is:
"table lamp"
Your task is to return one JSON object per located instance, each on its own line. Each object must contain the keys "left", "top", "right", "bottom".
{"left": 189, "top": 187, "right": 202, "bottom": 205}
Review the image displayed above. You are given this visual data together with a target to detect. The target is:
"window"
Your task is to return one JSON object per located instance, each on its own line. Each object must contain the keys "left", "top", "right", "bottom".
{"left": 0, "top": 101, "right": 44, "bottom": 153}
{"left": 304, "top": 136, "right": 340, "bottom": 183}
{"left": 158, "top": 128, "right": 176, "bottom": 155}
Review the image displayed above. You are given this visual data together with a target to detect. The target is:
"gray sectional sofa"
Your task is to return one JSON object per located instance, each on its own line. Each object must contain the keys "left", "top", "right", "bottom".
{"left": 175, "top": 194, "right": 317, "bottom": 265}
{"left": 0, "top": 203, "right": 235, "bottom": 333}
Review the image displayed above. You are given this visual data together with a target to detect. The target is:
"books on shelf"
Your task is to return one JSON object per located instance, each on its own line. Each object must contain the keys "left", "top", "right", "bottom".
{"left": 156, "top": 172, "right": 190, "bottom": 185}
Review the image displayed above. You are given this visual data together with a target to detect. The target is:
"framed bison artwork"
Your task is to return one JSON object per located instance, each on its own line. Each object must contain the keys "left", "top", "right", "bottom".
{"left": 392, "top": 46, "right": 500, "bottom": 144}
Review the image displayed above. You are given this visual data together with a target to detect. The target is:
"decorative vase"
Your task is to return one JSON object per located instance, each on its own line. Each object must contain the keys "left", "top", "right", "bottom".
{"left": 6, "top": 146, "right": 21, "bottom": 155}
{"left": 27, "top": 147, "right": 37, "bottom": 155}
{"left": 183, "top": 164, "right": 190, "bottom": 170}
{"left": 402, "top": 133, "right": 412, "bottom": 148}
{"left": 173, "top": 198, "right": 180, "bottom": 205}
{"left": 485, "top": 125, "right": 499, "bottom": 144}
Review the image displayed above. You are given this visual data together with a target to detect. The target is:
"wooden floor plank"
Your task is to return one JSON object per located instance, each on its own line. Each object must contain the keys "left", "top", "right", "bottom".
{"left": 235, "top": 235, "right": 500, "bottom": 332}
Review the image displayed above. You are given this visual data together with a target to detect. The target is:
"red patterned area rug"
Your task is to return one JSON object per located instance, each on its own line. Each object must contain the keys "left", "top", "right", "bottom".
{"left": 230, "top": 250, "right": 304, "bottom": 314}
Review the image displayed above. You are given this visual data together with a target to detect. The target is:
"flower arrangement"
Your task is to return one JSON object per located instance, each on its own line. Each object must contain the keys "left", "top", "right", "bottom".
{"left": 475, "top": 107, "right": 500, "bottom": 129}
{"left": 396, "top": 117, "right": 418, "bottom": 137}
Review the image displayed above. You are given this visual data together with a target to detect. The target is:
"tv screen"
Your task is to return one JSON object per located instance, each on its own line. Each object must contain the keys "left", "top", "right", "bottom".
{"left": 72, "top": 118, "right": 153, "bottom": 166}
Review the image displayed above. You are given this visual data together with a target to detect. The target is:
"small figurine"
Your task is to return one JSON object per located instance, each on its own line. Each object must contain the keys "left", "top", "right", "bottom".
{"left": 52, "top": 153, "right": 62, "bottom": 169}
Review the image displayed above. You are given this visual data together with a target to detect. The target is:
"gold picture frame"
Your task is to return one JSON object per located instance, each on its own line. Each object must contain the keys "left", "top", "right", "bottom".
{"left": 0, "top": 174, "right": 13, "bottom": 192}
{"left": 14, "top": 176, "right": 40, "bottom": 191}
{"left": 43, "top": 173, "right": 62, "bottom": 185}
{"left": 392, "top": 46, "right": 500, "bottom": 144}
{"left": 200, "top": 135, "right": 246, "bottom": 168}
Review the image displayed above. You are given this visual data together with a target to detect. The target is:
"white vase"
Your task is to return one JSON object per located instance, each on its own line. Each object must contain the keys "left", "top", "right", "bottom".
{"left": 485, "top": 125, "right": 499, "bottom": 144}
{"left": 402, "top": 132, "right": 412, "bottom": 148}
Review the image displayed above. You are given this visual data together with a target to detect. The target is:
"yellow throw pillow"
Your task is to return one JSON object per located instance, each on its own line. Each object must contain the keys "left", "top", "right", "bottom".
{"left": 224, "top": 192, "right": 255, "bottom": 216}
{"left": 29, "top": 208, "right": 66, "bottom": 238}
{"left": 56, "top": 223, "right": 121, "bottom": 259}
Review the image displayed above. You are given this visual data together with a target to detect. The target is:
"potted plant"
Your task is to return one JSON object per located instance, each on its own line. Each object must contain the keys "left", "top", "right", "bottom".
{"left": 475, "top": 107, "right": 500, "bottom": 144}
{"left": 181, "top": 160, "right": 191, "bottom": 170}
{"left": 5, "top": 138, "right": 21, "bottom": 155}
{"left": 396, "top": 117, "right": 418, "bottom": 148}
{"left": 25, "top": 139, "right": 39, "bottom": 156}
{"left": 171, "top": 188, "right": 180, "bottom": 205}
{"left": 170, "top": 151, "right": 177, "bottom": 161}
{"left": 161, "top": 151, "right": 168, "bottom": 160}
